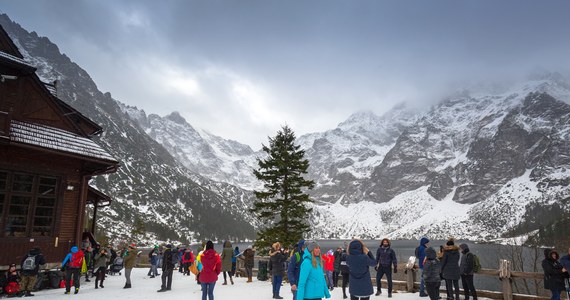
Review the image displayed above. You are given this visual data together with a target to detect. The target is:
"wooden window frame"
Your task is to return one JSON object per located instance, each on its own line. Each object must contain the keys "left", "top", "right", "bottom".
{"left": 0, "top": 169, "right": 59, "bottom": 238}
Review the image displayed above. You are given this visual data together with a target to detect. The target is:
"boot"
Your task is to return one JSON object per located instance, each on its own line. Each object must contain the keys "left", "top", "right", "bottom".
{"left": 123, "top": 283, "right": 131, "bottom": 289}
{"left": 222, "top": 279, "right": 227, "bottom": 285}
{"left": 100, "top": 281, "right": 105, "bottom": 288}
{"left": 247, "top": 276, "right": 252, "bottom": 283}
{"left": 95, "top": 280, "right": 99, "bottom": 289}
{"left": 25, "top": 291, "right": 34, "bottom": 297}
{"left": 230, "top": 277, "right": 234, "bottom": 285}
{"left": 74, "top": 288, "right": 79, "bottom": 294}
{"left": 343, "top": 291, "right": 347, "bottom": 299}
{"left": 375, "top": 289, "right": 381, "bottom": 296}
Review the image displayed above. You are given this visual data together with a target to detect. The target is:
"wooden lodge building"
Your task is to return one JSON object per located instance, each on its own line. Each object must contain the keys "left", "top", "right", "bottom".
{"left": 0, "top": 25, "right": 119, "bottom": 268}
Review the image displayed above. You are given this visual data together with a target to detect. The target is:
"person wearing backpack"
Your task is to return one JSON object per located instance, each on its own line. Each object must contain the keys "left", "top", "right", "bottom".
{"left": 3, "top": 264, "right": 21, "bottom": 297}
{"left": 20, "top": 247, "right": 45, "bottom": 297}
{"left": 459, "top": 244, "right": 478, "bottom": 300}
{"left": 157, "top": 244, "right": 177, "bottom": 292}
{"left": 287, "top": 239, "right": 306, "bottom": 300}
{"left": 61, "top": 246, "right": 84, "bottom": 294}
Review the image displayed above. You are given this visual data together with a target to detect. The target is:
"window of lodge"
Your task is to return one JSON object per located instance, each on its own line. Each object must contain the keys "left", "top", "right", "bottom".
{"left": 0, "top": 170, "right": 59, "bottom": 237}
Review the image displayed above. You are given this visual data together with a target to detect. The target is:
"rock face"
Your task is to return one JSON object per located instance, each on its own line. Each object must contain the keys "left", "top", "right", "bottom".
{"left": 3, "top": 13, "right": 570, "bottom": 242}
{"left": 0, "top": 14, "right": 256, "bottom": 243}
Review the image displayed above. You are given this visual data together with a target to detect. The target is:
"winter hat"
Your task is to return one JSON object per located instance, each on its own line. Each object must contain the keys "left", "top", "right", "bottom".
{"left": 459, "top": 244, "right": 469, "bottom": 252}
{"left": 206, "top": 240, "right": 214, "bottom": 250}
{"left": 327, "top": 249, "right": 334, "bottom": 255}
{"left": 70, "top": 246, "right": 78, "bottom": 253}
{"left": 425, "top": 247, "right": 437, "bottom": 260}
{"left": 306, "top": 240, "right": 320, "bottom": 253}
{"left": 154, "top": 244, "right": 159, "bottom": 249}
{"left": 166, "top": 244, "right": 173, "bottom": 249}
{"left": 446, "top": 238, "right": 455, "bottom": 246}
{"left": 129, "top": 243, "right": 137, "bottom": 249}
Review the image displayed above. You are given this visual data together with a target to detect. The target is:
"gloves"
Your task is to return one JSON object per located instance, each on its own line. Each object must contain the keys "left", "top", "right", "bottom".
{"left": 394, "top": 267, "right": 398, "bottom": 274}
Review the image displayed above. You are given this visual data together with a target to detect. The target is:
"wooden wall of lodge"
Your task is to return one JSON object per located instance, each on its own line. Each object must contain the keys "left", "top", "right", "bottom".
{"left": 0, "top": 145, "right": 88, "bottom": 267}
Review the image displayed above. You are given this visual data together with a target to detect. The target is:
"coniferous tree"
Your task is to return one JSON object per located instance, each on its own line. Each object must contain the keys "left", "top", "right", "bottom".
{"left": 251, "top": 126, "right": 315, "bottom": 251}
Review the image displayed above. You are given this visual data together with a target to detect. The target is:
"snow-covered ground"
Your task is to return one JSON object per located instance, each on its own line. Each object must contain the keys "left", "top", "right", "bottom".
{"left": 31, "top": 268, "right": 485, "bottom": 300}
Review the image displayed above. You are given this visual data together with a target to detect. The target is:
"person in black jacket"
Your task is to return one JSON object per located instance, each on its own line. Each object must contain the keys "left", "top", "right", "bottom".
{"left": 269, "top": 242, "right": 288, "bottom": 299}
{"left": 542, "top": 249, "right": 567, "bottom": 300}
{"left": 459, "top": 244, "right": 478, "bottom": 300}
{"left": 374, "top": 238, "right": 397, "bottom": 297}
{"left": 339, "top": 249, "right": 350, "bottom": 299}
{"left": 20, "top": 247, "right": 46, "bottom": 297}
{"left": 423, "top": 247, "right": 441, "bottom": 300}
{"left": 157, "top": 245, "right": 176, "bottom": 292}
{"left": 441, "top": 239, "right": 460, "bottom": 300}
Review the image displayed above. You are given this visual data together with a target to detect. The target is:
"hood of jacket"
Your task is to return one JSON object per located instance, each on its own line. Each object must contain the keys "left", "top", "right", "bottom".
{"left": 548, "top": 250, "right": 560, "bottom": 261}
{"left": 70, "top": 246, "right": 78, "bottom": 253}
{"left": 202, "top": 249, "right": 218, "bottom": 260}
{"left": 29, "top": 247, "right": 41, "bottom": 256}
{"left": 425, "top": 247, "right": 437, "bottom": 260}
{"left": 444, "top": 245, "right": 460, "bottom": 252}
{"left": 420, "top": 237, "right": 430, "bottom": 246}
{"left": 298, "top": 239, "right": 306, "bottom": 252}
{"left": 544, "top": 248, "right": 552, "bottom": 259}
{"left": 349, "top": 240, "right": 363, "bottom": 255}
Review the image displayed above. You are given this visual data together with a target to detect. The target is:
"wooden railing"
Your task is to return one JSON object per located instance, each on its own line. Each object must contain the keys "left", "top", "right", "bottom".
{"left": 238, "top": 257, "right": 559, "bottom": 300}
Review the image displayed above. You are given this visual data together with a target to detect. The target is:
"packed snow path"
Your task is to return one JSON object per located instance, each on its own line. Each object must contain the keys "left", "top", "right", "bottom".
{"left": 32, "top": 268, "right": 491, "bottom": 300}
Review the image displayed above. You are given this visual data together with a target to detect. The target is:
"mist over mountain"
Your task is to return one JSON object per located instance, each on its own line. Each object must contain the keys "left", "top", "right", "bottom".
{"left": 3, "top": 13, "right": 569, "bottom": 243}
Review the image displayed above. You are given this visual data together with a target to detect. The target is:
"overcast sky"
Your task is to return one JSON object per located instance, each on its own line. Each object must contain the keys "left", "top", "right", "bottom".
{"left": 2, "top": 1, "right": 570, "bottom": 148}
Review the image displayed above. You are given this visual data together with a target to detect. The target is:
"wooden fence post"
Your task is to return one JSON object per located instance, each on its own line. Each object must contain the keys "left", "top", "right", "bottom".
{"left": 499, "top": 259, "right": 513, "bottom": 300}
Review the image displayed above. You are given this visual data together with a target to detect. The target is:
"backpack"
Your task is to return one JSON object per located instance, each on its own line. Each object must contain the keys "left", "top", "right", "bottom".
{"left": 472, "top": 253, "right": 481, "bottom": 273}
{"left": 171, "top": 251, "right": 179, "bottom": 265}
{"left": 22, "top": 255, "right": 37, "bottom": 271}
{"left": 4, "top": 281, "right": 19, "bottom": 295}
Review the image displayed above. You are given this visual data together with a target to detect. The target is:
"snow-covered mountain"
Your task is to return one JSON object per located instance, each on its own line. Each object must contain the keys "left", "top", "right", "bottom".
{"left": 121, "top": 107, "right": 262, "bottom": 190}
{"left": 0, "top": 14, "right": 256, "bottom": 244}
{"left": 3, "top": 13, "right": 569, "bottom": 243}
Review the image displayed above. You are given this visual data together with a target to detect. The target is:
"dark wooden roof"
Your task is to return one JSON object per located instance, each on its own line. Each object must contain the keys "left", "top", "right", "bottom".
{"left": 0, "top": 50, "right": 35, "bottom": 73}
{"left": 87, "top": 186, "right": 112, "bottom": 207}
{"left": 9, "top": 119, "right": 117, "bottom": 163}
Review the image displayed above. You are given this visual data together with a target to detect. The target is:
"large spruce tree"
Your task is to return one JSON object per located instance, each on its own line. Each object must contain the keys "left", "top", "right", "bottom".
{"left": 251, "top": 125, "right": 315, "bottom": 251}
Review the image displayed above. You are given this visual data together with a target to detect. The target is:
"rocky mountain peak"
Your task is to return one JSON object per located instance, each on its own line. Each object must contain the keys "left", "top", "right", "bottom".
{"left": 165, "top": 111, "right": 187, "bottom": 125}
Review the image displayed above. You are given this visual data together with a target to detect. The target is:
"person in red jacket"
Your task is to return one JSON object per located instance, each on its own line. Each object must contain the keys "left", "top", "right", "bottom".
{"left": 323, "top": 249, "right": 335, "bottom": 291}
{"left": 182, "top": 248, "right": 195, "bottom": 276}
{"left": 200, "top": 241, "right": 221, "bottom": 300}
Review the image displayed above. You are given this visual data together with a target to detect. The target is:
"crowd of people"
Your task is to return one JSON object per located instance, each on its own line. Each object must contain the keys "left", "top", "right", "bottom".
{"left": 2, "top": 237, "right": 570, "bottom": 300}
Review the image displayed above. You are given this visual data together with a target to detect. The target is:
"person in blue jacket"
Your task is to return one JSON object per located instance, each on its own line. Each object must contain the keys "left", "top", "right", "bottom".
{"left": 346, "top": 239, "right": 376, "bottom": 300}
{"left": 287, "top": 239, "right": 306, "bottom": 300}
{"left": 296, "top": 241, "right": 331, "bottom": 300}
{"left": 416, "top": 237, "right": 430, "bottom": 297}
